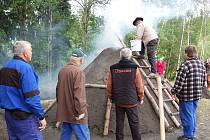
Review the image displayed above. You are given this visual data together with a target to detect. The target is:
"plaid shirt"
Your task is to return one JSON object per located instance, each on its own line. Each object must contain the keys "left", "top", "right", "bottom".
{"left": 171, "top": 58, "right": 206, "bottom": 101}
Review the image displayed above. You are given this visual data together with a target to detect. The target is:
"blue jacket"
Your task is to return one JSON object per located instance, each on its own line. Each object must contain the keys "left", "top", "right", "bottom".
{"left": 0, "top": 56, "right": 45, "bottom": 120}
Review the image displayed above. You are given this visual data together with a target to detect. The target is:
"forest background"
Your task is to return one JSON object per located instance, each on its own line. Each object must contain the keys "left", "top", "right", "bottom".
{"left": 0, "top": 0, "right": 209, "bottom": 98}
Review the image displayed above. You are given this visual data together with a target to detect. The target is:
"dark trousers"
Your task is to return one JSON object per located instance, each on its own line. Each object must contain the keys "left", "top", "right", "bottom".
{"left": 139, "top": 41, "right": 145, "bottom": 56}
{"left": 5, "top": 110, "right": 42, "bottom": 140}
{"left": 139, "top": 39, "right": 158, "bottom": 73}
{"left": 116, "top": 106, "right": 141, "bottom": 140}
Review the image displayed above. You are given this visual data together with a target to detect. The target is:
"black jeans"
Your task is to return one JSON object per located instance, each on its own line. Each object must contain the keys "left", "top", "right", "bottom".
{"left": 116, "top": 106, "right": 141, "bottom": 140}
{"left": 139, "top": 39, "right": 158, "bottom": 73}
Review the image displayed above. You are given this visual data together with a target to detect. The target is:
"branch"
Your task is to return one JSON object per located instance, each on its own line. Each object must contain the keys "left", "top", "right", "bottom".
{"left": 73, "top": 0, "right": 84, "bottom": 8}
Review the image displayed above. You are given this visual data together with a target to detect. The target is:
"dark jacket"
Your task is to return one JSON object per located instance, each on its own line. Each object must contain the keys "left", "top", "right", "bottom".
{"left": 107, "top": 59, "right": 144, "bottom": 105}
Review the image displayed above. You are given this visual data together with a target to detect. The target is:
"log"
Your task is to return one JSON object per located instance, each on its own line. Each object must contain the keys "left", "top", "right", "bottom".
{"left": 103, "top": 98, "right": 112, "bottom": 135}
{"left": 44, "top": 99, "right": 56, "bottom": 114}
{"left": 44, "top": 84, "right": 106, "bottom": 114}
{"left": 146, "top": 77, "right": 181, "bottom": 128}
{"left": 157, "top": 76, "right": 165, "bottom": 140}
{"left": 144, "top": 86, "right": 170, "bottom": 129}
{"left": 132, "top": 58, "right": 181, "bottom": 128}
{"left": 85, "top": 83, "right": 106, "bottom": 88}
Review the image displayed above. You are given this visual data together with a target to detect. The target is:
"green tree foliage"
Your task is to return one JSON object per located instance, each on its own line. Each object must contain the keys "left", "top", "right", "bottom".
{"left": 124, "top": 15, "right": 210, "bottom": 80}
{"left": 0, "top": 0, "right": 105, "bottom": 74}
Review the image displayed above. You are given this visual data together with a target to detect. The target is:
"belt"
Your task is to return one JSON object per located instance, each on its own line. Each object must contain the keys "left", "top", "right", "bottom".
{"left": 5, "top": 109, "right": 32, "bottom": 120}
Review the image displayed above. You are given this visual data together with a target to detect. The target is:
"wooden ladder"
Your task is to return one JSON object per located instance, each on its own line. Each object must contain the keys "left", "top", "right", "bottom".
{"left": 132, "top": 57, "right": 181, "bottom": 129}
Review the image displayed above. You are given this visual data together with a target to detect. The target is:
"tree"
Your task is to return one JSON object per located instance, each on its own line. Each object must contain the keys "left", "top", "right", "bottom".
{"left": 71, "top": 0, "right": 111, "bottom": 51}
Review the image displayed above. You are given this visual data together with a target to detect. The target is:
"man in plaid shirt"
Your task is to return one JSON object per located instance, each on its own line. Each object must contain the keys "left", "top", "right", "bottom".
{"left": 171, "top": 45, "right": 206, "bottom": 140}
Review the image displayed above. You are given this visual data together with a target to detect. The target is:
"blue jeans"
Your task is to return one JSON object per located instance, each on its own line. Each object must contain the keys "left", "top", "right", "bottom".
{"left": 5, "top": 110, "right": 42, "bottom": 140}
{"left": 60, "top": 122, "right": 90, "bottom": 140}
{"left": 179, "top": 100, "right": 198, "bottom": 139}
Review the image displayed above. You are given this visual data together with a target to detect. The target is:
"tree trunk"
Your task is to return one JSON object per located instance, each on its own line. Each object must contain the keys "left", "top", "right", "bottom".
{"left": 48, "top": 8, "right": 53, "bottom": 83}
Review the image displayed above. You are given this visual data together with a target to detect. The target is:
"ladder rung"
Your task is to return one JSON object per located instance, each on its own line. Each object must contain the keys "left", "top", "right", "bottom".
{"left": 146, "top": 76, "right": 157, "bottom": 79}
{"left": 139, "top": 66, "right": 151, "bottom": 68}
{"left": 163, "top": 99, "right": 173, "bottom": 102}
{"left": 170, "top": 112, "right": 179, "bottom": 116}
{"left": 153, "top": 87, "right": 168, "bottom": 90}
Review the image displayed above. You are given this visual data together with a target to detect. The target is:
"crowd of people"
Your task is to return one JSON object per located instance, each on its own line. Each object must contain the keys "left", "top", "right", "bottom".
{"left": 0, "top": 17, "right": 208, "bottom": 140}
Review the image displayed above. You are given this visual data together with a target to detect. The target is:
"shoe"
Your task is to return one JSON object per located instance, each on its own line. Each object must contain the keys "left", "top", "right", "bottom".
{"left": 177, "top": 135, "right": 195, "bottom": 140}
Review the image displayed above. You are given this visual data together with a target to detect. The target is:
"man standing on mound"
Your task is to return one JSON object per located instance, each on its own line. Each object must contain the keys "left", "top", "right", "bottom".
{"left": 133, "top": 17, "right": 159, "bottom": 76}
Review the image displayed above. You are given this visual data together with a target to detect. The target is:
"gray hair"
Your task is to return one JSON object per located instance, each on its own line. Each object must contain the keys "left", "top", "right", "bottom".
{"left": 13, "top": 41, "right": 31, "bottom": 56}
{"left": 120, "top": 48, "right": 132, "bottom": 59}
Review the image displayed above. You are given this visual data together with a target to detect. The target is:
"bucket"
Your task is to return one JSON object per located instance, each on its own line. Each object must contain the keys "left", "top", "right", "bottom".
{"left": 130, "top": 40, "right": 142, "bottom": 51}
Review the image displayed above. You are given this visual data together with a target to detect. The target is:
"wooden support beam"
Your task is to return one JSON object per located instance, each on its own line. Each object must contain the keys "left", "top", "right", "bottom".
{"left": 144, "top": 86, "right": 170, "bottom": 129}
{"left": 85, "top": 83, "right": 106, "bottom": 88}
{"left": 170, "top": 112, "right": 179, "bottom": 116}
{"left": 103, "top": 98, "right": 112, "bottom": 135}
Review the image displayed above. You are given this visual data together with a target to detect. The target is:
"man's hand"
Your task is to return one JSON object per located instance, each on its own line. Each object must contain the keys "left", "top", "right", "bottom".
{"left": 55, "top": 122, "right": 61, "bottom": 128}
{"left": 172, "top": 95, "right": 176, "bottom": 100}
{"left": 139, "top": 100, "right": 144, "bottom": 105}
{"left": 75, "top": 113, "right": 85, "bottom": 120}
{"left": 39, "top": 118, "right": 47, "bottom": 131}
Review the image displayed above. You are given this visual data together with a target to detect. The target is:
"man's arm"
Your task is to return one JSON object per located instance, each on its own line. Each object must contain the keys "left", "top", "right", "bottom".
{"left": 135, "top": 68, "right": 144, "bottom": 102}
{"left": 22, "top": 66, "right": 45, "bottom": 120}
{"left": 106, "top": 72, "right": 112, "bottom": 99}
{"left": 73, "top": 70, "right": 87, "bottom": 117}
{"left": 171, "top": 64, "right": 188, "bottom": 95}
{"left": 136, "top": 23, "right": 144, "bottom": 40}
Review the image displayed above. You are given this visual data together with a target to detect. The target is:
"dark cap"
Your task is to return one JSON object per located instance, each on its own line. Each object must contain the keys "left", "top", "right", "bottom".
{"left": 72, "top": 48, "right": 85, "bottom": 57}
{"left": 133, "top": 17, "right": 144, "bottom": 26}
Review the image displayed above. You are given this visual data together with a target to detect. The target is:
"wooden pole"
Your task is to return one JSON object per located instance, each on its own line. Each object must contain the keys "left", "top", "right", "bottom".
{"left": 44, "top": 99, "right": 56, "bottom": 114}
{"left": 144, "top": 86, "right": 170, "bottom": 129}
{"left": 103, "top": 98, "right": 112, "bottom": 135}
{"left": 157, "top": 76, "right": 165, "bottom": 140}
{"left": 85, "top": 83, "right": 106, "bottom": 88}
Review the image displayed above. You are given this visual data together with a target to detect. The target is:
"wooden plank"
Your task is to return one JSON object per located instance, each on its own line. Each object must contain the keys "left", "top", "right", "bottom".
{"left": 103, "top": 98, "right": 112, "bottom": 135}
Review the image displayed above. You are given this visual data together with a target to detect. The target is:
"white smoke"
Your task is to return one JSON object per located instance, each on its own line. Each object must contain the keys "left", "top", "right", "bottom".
{"left": 93, "top": 0, "right": 204, "bottom": 50}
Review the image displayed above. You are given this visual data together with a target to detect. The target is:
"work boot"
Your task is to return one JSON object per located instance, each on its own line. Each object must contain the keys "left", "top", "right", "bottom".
{"left": 177, "top": 135, "right": 196, "bottom": 140}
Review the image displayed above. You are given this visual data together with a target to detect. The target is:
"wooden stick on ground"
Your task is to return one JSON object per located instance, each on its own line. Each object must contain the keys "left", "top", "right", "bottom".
{"left": 44, "top": 83, "right": 106, "bottom": 114}
{"left": 103, "top": 98, "right": 112, "bottom": 136}
{"left": 44, "top": 99, "right": 56, "bottom": 114}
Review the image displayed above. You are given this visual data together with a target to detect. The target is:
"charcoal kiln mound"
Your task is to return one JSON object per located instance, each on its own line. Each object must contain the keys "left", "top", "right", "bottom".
{"left": 45, "top": 47, "right": 180, "bottom": 139}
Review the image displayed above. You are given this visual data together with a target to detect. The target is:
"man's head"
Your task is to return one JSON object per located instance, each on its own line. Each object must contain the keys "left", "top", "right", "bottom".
{"left": 13, "top": 41, "right": 32, "bottom": 62}
{"left": 120, "top": 48, "right": 132, "bottom": 60}
{"left": 71, "top": 48, "right": 85, "bottom": 65}
{"left": 184, "top": 45, "right": 197, "bottom": 60}
{"left": 133, "top": 17, "right": 144, "bottom": 26}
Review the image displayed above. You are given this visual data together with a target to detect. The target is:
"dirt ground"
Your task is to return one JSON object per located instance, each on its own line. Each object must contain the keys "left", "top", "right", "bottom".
{"left": 0, "top": 98, "right": 210, "bottom": 140}
{"left": 0, "top": 48, "right": 210, "bottom": 140}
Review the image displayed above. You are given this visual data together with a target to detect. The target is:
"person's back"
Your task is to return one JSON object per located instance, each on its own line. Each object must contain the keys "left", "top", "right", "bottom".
{"left": 106, "top": 48, "right": 144, "bottom": 140}
{"left": 171, "top": 45, "right": 206, "bottom": 140}
{"left": 110, "top": 59, "right": 139, "bottom": 105}
{"left": 56, "top": 62, "right": 87, "bottom": 124}
{"left": 56, "top": 48, "right": 90, "bottom": 140}
{"left": 174, "top": 58, "right": 206, "bottom": 101}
